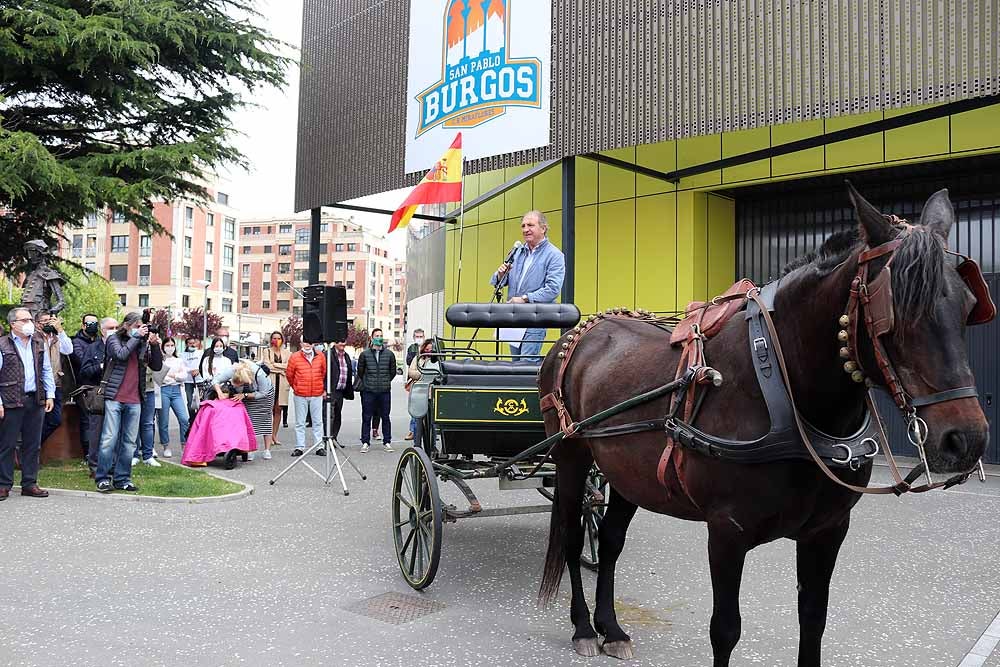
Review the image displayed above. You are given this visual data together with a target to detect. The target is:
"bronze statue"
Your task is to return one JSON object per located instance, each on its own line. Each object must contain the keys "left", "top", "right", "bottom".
{"left": 21, "top": 240, "right": 65, "bottom": 318}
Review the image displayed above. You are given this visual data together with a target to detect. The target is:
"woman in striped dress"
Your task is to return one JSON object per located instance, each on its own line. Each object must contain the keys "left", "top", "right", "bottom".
{"left": 211, "top": 360, "right": 275, "bottom": 460}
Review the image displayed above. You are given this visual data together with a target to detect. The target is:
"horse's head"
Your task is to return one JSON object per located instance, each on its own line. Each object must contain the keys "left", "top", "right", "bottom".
{"left": 846, "top": 183, "right": 991, "bottom": 475}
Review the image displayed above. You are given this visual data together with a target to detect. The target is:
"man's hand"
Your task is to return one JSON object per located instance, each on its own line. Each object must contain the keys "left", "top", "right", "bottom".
{"left": 137, "top": 324, "right": 150, "bottom": 338}
{"left": 51, "top": 317, "right": 63, "bottom": 333}
{"left": 148, "top": 333, "right": 161, "bottom": 346}
{"left": 44, "top": 399, "right": 54, "bottom": 413}
{"left": 496, "top": 263, "right": 511, "bottom": 279}
{"left": 509, "top": 296, "right": 528, "bottom": 304}
{"left": 0, "top": 405, "right": 4, "bottom": 420}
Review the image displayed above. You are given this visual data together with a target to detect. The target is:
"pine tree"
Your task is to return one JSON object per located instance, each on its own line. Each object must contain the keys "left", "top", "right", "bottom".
{"left": 0, "top": 0, "right": 290, "bottom": 273}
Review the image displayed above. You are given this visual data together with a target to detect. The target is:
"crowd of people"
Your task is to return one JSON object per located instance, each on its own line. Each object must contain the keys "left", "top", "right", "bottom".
{"left": 0, "top": 307, "right": 436, "bottom": 497}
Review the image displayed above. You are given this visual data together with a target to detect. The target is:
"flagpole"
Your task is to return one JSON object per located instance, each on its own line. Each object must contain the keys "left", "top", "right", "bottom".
{"left": 455, "top": 156, "right": 466, "bottom": 303}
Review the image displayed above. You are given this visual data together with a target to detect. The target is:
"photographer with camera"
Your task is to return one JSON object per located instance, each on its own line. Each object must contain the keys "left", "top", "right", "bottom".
{"left": 134, "top": 308, "right": 166, "bottom": 468}
{"left": 71, "top": 313, "right": 100, "bottom": 460}
{"left": 94, "top": 312, "right": 162, "bottom": 494}
{"left": 35, "top": 312, "right": 74, "bottom": 445}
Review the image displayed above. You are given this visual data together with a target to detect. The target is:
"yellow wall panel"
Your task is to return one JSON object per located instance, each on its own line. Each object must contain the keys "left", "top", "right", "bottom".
{"left": 598, "top": 162, "right": 636, "bottom": 202}
{"left": 444, "top": 228, "right": 456, "bottom": 305}
{"left": 722, "top": 127, "right": 771, "bottom": 183}
{"left": 951, "top": 105, "right": 1000, "bottom": 153}
{"left": 476, "top": 221, "right": 504, "bottom": 303}
{"left": 504, "top": 181, "right": 532, "bottom": 219}
{"left": 706, "top": 194, "right": 736, "bottom": 297}
{"left": 884, "top": 106, "right": 949, "bottom": 161}
{"left": 503, "top": 216, "right": 523, "bottom": 251}
{"left": 636, "top": 194, "right": 676, "bottom": 312}
{"left": 677, "top": 134, "right": 722, "bottom": 189}
{"left": 477, "top": 168, "right": 505, "bottom": 222}
{"left": 454, "top": 225, "right": 479, "bottom": 304}
{"left": 463, "top": 172, "right": 481, "bottom": 204}
{"left": 825, "top": 112, "right": 884, "bottom": 169}
{"left": 545, "top": 210, "right": 562, "bottom": 251}
{"left": 637, "top": 140, "right": 676, "bottom": 196}
{"left": 574, "top": 205, "right": 599, "bottom": 316}
{"left": 576, "top": 157, "right": 598, "bottom": 206}
{"left": 771, "top": 119, "right": 825, "bottom": 176}
{"left": 597, "top": 199, "right": 636, "bottom": 309}
{"left": 533, "top": 164, "right": 562, "bottom": 212}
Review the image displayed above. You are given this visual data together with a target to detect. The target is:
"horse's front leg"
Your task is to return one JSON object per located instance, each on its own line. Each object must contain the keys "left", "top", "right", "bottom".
{"left": 796, "top": 518, "right": 850, "bottom": 667}
{"left": 707, "top": 523, "right": 749, "bottom": 667}
{"left": 592, "top": 487, "right": 639, "bottom": 660}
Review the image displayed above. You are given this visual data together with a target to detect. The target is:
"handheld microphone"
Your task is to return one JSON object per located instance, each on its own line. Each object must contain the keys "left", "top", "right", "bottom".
{"left": 503, "top": 241, "right": 523, "bottom": 266}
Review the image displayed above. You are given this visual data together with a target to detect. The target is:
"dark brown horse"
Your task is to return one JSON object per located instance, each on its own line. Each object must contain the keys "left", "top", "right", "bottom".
{"left": 537, "top": 184, "right": 990, "bottom": 666}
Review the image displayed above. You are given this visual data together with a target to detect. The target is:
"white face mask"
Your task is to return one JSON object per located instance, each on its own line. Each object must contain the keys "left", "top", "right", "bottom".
{"left": 164, "top": 345, "right": 175, "bottom": 355}
{"left": 302, "top": 346, "right": 314, "bottom": 356}
{"left": 414, "top": 337, "right": 424, "bottom": 345}
{"left": 213, "top": 346, "right": 224, "bottom": 354}
{"left": 19, "top": 322, "right": 35, "bottom": 337}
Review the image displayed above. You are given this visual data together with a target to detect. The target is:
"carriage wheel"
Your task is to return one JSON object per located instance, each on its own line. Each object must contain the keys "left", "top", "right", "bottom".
{"left": 392, "top": 446, "right": 443, "bottom": 590}
{"left": 581, "top": 467, "right": 608, "bottom": 571}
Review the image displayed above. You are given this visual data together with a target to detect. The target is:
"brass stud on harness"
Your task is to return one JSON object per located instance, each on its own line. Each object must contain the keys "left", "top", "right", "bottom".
{"left": 837, "top": 330, "right": 849, "bottom": 342}
{"left": 851, "top": 370, "right": 865, "bottom": 383}
{"left": 839, "top": 314, "right": 850, "bottom": 327}
{"left": 844, "top": 361, "right": 858, "bottom": 373}
{"left": 566, "top": 334, "right": 575, "bottom": 342}
{"left": 561, "top": 342, "right": 570, "bottom": 350}
{"left": 558, "top": 351, "right": 566, "bottom": 359}
{"left": 839, "top": 347, "right": 850, "bottom": 359}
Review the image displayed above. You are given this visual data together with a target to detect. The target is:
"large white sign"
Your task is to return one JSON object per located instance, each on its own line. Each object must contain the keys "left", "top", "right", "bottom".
{"left": 404, "top": 0, "right": 551, "bottom": 174}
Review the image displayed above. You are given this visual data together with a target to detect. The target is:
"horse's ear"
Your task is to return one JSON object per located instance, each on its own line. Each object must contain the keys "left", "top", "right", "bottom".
{"left": 846, "top": 180, "right": 893, "bottom": 246}
{"left": 920, "top": 188, "right": 955, "bottom": 240}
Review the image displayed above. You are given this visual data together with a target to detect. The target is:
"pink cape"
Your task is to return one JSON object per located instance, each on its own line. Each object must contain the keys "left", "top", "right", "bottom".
{"left": 182, "top": 399, "right": 258, "bottom": 465}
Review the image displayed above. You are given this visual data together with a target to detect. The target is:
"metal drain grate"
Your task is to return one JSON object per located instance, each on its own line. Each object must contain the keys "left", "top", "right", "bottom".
{"left": 345, "top": 592, "right": 446, "bottom": 625}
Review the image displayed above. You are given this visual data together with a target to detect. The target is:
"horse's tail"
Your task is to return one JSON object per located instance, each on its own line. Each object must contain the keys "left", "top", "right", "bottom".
{"left": 538, "top": 484, "right": 566, "bottom": 607}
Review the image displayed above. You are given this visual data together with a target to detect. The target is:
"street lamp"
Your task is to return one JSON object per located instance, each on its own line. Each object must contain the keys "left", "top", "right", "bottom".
{"left": 195, "top": 279, "right": 211, "bottom": 342}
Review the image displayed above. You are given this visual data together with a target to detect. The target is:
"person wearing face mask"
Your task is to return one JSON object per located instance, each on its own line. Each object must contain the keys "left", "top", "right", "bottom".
{"left": 198, "top": 337, "right": 234, "bottom": 388}
{"left": 94, "top": 312, "right": 162, "bottom": 493}
{"left": 78, "top": 317, "right": 118, "bottom": 475}
{"left": 181, "top": 337, "right": 202, "bottom": 418}
{"left": 151, "top": 338, "right": 190, "bottom": 458}
{"left": 71, "top": 313, "right": 100, "bottom": 459}
{"left": 404, "top": 328, "right": 425, "bottom": 440}
{"left": 36, "top": 312, "right": 74, "bottom": 446}
{"left": 284, "top": 339, "right": 327, "bottom": 457}
{"left": 355, "top": 328, "right": 396, "bottom": 453}
{"left": 218, "top": 336, "right": 239, "bottom": 365}
{"left": 0, "top": 308, "right": 56, "bottom": 500}
{"left": 261, "top": 332, "right": 289, "bottom": 449}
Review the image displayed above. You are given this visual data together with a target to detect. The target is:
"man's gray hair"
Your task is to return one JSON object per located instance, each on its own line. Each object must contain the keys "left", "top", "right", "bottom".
{"left": 524, "top": 210, "right": 548, "bottom": 231}
{"left": 118, "top": 311, "right": 141, "bottom": 331}
{"left": 7, "top": 307, "right": 29, "bottom": 325}
{"left": 100, "top": 317, "right": 118, "bottom": 328}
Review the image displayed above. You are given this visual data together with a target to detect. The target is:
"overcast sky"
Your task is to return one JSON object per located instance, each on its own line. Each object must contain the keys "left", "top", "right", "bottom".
{"left": 225, "top": 0, "right": 411, "bottom": 258}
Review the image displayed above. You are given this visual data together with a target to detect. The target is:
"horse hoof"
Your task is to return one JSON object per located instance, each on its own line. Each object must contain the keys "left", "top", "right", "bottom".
{"left": 602, "top": 640, "right": 635, "bottom": 660}
{"left": 573, "top": 637, "right": 601, "bottom": 657}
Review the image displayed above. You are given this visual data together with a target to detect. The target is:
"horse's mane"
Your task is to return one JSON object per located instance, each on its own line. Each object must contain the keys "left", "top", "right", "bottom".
{"left": 781, "top": 224, "right": 947, "bottom": 325}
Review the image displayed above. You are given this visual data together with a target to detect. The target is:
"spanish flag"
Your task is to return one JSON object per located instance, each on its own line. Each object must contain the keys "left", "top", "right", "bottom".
{"left": 389, "top": 133, "right": 463, "bottom": 233}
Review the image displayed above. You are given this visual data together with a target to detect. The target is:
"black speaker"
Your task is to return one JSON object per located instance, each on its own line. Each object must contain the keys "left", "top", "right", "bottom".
{"left": 302, "top": 284, "right": 348, "bottom": 342}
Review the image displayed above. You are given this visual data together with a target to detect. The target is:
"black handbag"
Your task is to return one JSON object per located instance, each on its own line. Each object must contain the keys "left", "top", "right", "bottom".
{"left": 72, "top": 349, "right": 115, "bottom": 415}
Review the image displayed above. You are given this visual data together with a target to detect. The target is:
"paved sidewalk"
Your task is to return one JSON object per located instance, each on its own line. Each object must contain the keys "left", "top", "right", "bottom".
{"left": 1, "top": 380, "right": 999, "bottom": 666}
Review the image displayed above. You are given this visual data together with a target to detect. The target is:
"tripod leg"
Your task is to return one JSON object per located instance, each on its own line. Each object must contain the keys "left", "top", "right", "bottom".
{"left": 333, "top": 438, "right": 368, "bottom": 480}
{"left": 324, "top": 437, "right": 350, "bottom": 495}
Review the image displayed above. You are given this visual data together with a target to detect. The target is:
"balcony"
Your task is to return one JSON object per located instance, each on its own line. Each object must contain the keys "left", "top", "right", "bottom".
{"left": 71, "top": 248, "right": 82, "bottom": 258}
{"left": 183, "top": 278, "right": 191, "bottom": 287}
{"left": 85, "top": 248, "right": 97, "bottom": 257}
{"left": 139, "top": 276, "right": 151, "bottom": 286}
{"left": 140, "top": 248, "right": 151, "bottom": 257}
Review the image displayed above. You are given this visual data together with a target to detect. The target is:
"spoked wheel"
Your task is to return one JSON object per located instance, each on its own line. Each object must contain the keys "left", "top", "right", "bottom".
{"left": 581, "top": 466, "right": 608, "bottom": 571}
{"left": 392, "top": 446, "right": 443, "bottom": 590}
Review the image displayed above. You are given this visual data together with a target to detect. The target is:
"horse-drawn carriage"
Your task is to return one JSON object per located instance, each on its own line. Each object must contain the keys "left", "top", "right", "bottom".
{"left": 393, "top": 302, "right": 608, "bottom": 589}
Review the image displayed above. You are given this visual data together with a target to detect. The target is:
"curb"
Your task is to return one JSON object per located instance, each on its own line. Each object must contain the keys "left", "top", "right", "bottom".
{"left": 24, "top": 460, "right": 254, "bottom": 504}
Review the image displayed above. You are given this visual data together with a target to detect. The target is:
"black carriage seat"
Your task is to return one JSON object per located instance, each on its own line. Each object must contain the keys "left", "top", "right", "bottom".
{"left": 439, "top": 359, "right": 539, "bottom": 387}
{"left": 445, "top": 302, "right": 582, "bottom": 329}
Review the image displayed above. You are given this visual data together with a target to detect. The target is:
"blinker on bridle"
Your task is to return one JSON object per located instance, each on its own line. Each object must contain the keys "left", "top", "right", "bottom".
{"left": 838, "top": 216, "right": 996, "bottom": 486}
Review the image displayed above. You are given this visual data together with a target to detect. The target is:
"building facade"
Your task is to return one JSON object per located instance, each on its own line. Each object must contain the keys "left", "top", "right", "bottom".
{"left": 238, "top": 213, "right": 406, "bottom": 342}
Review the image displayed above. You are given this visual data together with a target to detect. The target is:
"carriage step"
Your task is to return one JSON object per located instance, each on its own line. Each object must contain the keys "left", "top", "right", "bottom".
{"left": 444, "top": 504, "right": 552, "bottom": 520}
{"left": 499, "top": 476, "right": 544, "bottom": 490}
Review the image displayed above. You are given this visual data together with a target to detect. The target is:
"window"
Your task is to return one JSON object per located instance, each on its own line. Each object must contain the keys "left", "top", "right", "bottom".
{"left": 184, "top": 236, "right": 192, "bottom": 258}
{"left": 118, "top": 294, "right": 127, "bottom": 306}
{"left": 205, "top": 241, "right": 214, "bottom": 255}
{"left": 278, "top": 282, "right": 290, "bottom": 293}
{"left": 278, "top": 263, "right": 290, "bottom": 274}
{"left": 294, "top": 269, "right": 309, "bottom": 281}
{"left": 263, "top": 245, "right": 272, "bottom": 253}
{"left": 85, "top": 212, "right": 99, "bottom": 228}
{"left": 182, "top": 295, "right": 190, "bottom": 308}
{"left": 335, "top": 262, "right": 344, "bottom": 271}
{"left": 252, "top": 226, "right": 261, "bottom": 235}
{"left": 242, "top": 263, "right": 251, "bottom": 276}
{"left": 295, "top": 228, "right": 310, "bottom": 244}
{"left": 365, "top": 244, "right": 370, "bottom": 253}
{"left": 109, "top": 265, "right": 128, "bottom": 282}
{"left": 111, "top": 235, "right": 128, "bottom": 253}
{"left": 346, "top": 281, "right": 354, "bottom": 289}
{"left": 205, "top": 269, "right": 213, "bottom": 282}
{"left": 277, "top": 300, "right": 290, "bottom": 311}
{"left": 334, "top": 281, "right": 343, "bottom": 287}
{"left": 243, "top": 245, "right": 251, "bottom": 254}
{"left": 334, "top": 243, "right": 344, "bottom": 252}
{"left": 113, "top": 210, "right": 126, "bottom": 224}
{"left": 347, "top": 243, "right": 356, "bottom": 252}
{"left": 139, "top": 264, "right": 150, "bottom": 286}
{"left": 184, "top": 206, "right": 194, "bottom": 228}
{"left": 346, "top": 300, "right": 354, "bottom": 308}
{"left": 295, "top": 250, "right": 309, "bottom": 262}
{"left": 216, "top": 192, "right": 229, "bottom": 206}
{"left": 262, "top": 300, "right": 271, "bottom": 309}
{"left": 263, "top": 264, "right": 271, "bottom": 273}
{"left": 320, "top": 222, "right": 329, "bottom": 232}
{"left": 318, "top": 262, "right": 327, "bottom": 274}
{"left": 71, "top": 235, "right": 83, "bottom": 258}
{"left": 183, "top": 266, "right": 191, "bottom": 279}
{"left": 241, "top": 300, "right": 250, "bottom": 310}
{"left": 206, "top": 298, "right": 212, "bottom": 310}
{"left": 223, "top": 245, "right": 234, "bottom": 267}
{"left": 222, "top": 271, "right": 233, "bottom": 293}
{"left": 207, "top": 213, "right": 214, "bottom": 227}
{"left": 139, "top": 235, "right": 151, "bottom": 257}
{"left": 241, "top": 282, "right": 251, "bottom": 296}
{"left": 292, "top": 306, "right": 302, "bottom": 316}
{"left": 262, "top": 282, "right": 271, "bottom": 291}
{"left": 279, "top": 224, "right": 292, "bottom": 234}
{"left": 224, "top": 217, "right": 236, "bottom": 240}
{"left": 347, "top": 262, "right": 355, "bottom": 271}
{"left": 278, "top": 244, "right": 291, "bottom": 256}
{"left": 222, "top": 298, "right": 232, "bottom": 313}
{"left": 86, "top": 236, "right": 97, "bottom": 257}
{"left": 139, "top": 294, "right": 149, "bottom": 307}
{"left": 85, "top": 261, "right": 96, "bottom": 271}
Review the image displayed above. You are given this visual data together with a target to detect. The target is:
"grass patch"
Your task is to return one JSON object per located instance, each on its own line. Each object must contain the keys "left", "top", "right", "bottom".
{"left": 37, "top": 460, "right": 245, "bottom": 498}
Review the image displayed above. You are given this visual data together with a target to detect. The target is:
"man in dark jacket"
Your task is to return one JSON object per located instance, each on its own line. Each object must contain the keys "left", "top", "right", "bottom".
{"left": 355, "top": 328, "right": 395, "bottom": 453}
{"left": 79, "top": 317, "right": 117, "bottom": 474}
{"left": 71, "top": 314, "right": 100, "bottom": 459}
{"left": 94, "top": 312, "right": 162, "bottom": 493}
{"left": 321, "top": 339, "right": 355, "bottom": 454}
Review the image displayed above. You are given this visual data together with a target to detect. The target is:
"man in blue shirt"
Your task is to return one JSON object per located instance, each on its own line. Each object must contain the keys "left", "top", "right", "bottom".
{"left": 490, "top": 210, "right": 566, "bottom": 362}
{"left": 0, "top": 307, "right": 55, "bottom": 500}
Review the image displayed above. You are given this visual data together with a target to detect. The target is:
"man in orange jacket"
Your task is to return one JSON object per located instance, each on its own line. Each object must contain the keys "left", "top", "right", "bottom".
{"left": 284, "top": 339, "right": 327, "bottom": 456}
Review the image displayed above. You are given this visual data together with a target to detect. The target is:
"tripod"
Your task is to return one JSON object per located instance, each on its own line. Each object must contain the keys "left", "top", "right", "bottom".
{"left": 268, "top": 346, "right": 366, "bottom": 494}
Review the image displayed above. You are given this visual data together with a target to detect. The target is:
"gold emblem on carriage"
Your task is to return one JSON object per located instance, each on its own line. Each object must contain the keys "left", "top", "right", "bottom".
{"left": 494, "top": 397, "right": 529, "bottom": 417}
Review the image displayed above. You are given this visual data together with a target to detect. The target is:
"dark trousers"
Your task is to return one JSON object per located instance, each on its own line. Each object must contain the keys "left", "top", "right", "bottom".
{"left": 360, "top": 391, "right": 391, "bottom": 444}
{"left": 40, "top": 387, "right": 63, "bottom": 444}
{"left": 325, "top": 390, "right": 346, "bottom": 440}
{"left": 78, "top": 404, "right": 91, "bottom": 459}
{"left": 0, "top": 398, "right": 45, "bottom": 489}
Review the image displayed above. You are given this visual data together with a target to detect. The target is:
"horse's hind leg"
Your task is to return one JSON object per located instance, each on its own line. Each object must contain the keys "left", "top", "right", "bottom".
{"left": 593, "top": 487, "right": 639, "bottom": 660}
{"left": 795, "top": 519, "right": 850, "bottom": 667}
{"left": 560, "top": 450, "right": 600, "bottom": 656}
{"left": 707, "top": 523, "right": 748, "bottom": 667}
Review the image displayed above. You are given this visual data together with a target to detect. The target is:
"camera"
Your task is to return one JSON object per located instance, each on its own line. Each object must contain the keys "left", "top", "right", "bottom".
{"left": 42, "top": 324, "right": 57, "bottom": 335}
{"left": 141, "top": 308, "right": 160, "bottom": 334}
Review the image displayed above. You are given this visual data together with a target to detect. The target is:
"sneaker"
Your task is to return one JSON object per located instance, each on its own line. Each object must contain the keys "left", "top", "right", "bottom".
{"left": 162, "top": 447, "right": 173, "bottom": 459}
{"left": 143, "top": 457, "right": 162, "bottom": 467}
{"left": 131, "top": 457, "right": 140, "bottom": 467}
{"left": 115, "top": 482, "right": 139, "bottom": 492}
{"left": 291, "top": 449, "right": 304, "bottom": 457}
{"left": 360, "top": 443, "right": 370, "bottom": 453}
{"left": 96, "top": 480, "right": 112, "bottom": 493}
{"left": 405, "top": 431, "right": 414, "bottom": 441}
{"left": 315, "top": 448, "right": 327, "bottom": 456}
{"left": 383, "top": 443, "right": 394, "bottom": 453}
{"left": 262, "top": 450, "right": 272, "bottom": 460}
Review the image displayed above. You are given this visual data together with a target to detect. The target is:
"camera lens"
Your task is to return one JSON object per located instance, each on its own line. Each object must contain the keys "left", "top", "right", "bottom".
{"left": 43, "top": 325, "right": 57, "bottom": 335}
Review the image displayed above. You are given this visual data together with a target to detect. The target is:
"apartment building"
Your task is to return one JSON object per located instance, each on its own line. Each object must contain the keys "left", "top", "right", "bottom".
{"left": 238, "top": 212, "right": 405, "bottom": 342}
